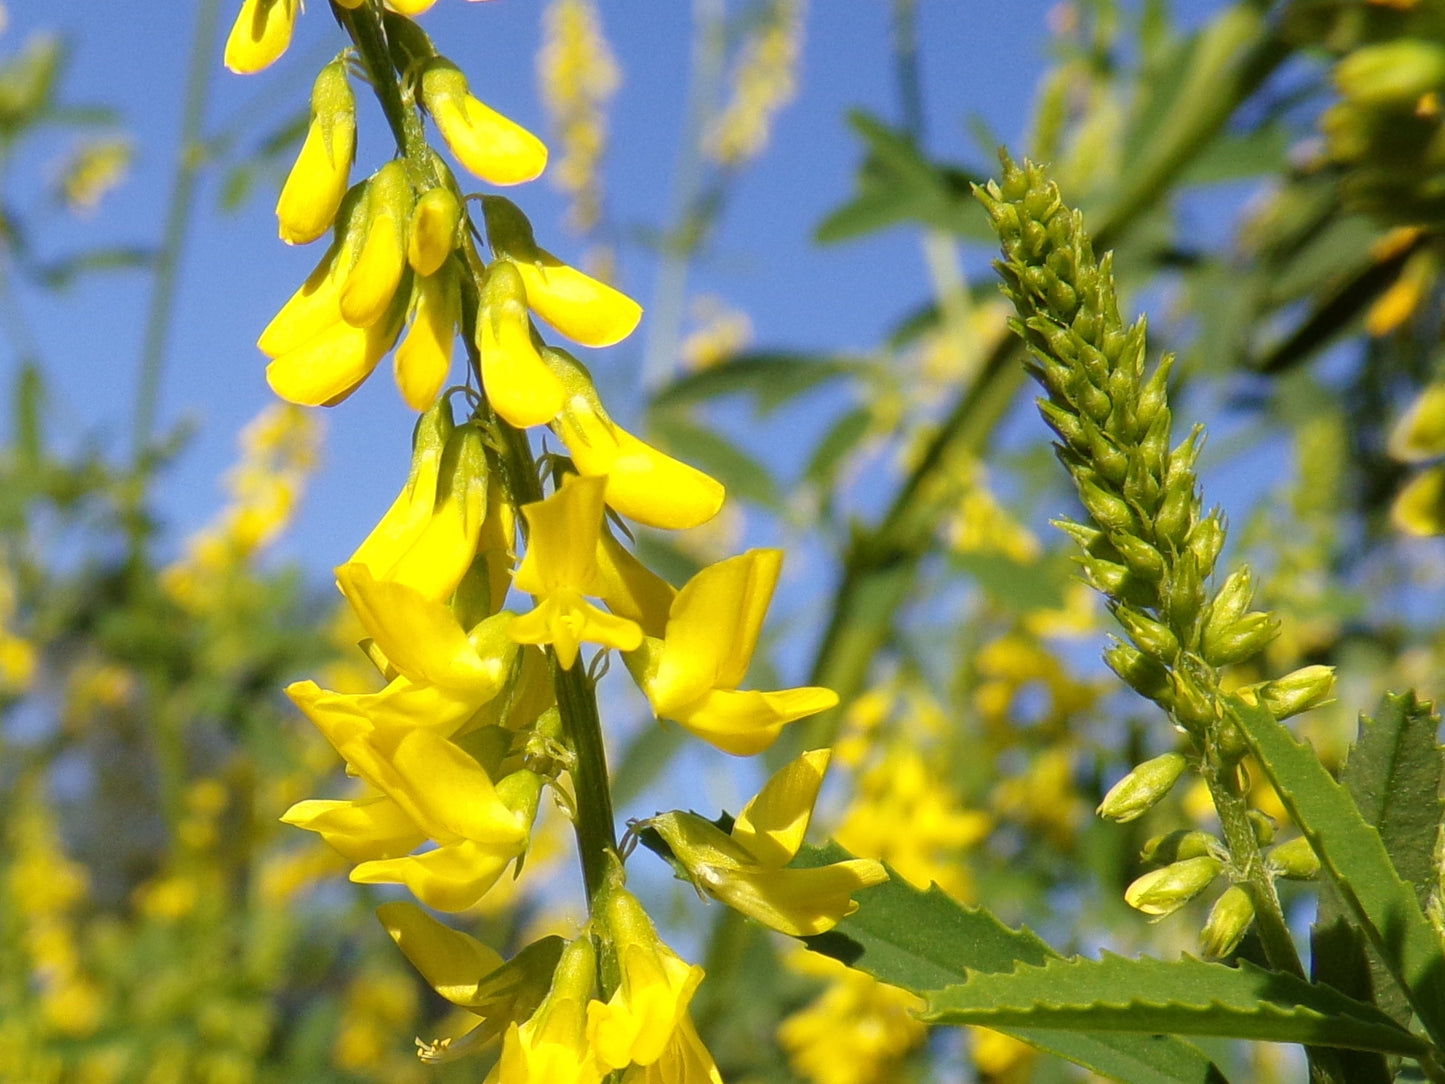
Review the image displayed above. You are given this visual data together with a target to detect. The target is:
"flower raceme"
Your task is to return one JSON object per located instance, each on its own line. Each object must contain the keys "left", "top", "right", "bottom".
{"left": 649, "top": 750, "right": 888, "bottom": 936}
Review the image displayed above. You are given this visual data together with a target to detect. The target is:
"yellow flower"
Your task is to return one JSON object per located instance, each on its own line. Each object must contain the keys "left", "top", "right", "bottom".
{"left": 498, "top": 935, "right": 604, "bottom": 1084}
{"left": 477, "top": 260, "right": 568, "bottom": 427}
{"left": 394, "top": 264, "right": 460, "bottom": 410}
{"left": 421, "top": 58, "right": 548, "bottom": 186}
{"left": 482, "top": 195, "right": 642, "bottom": 347}
{"left": 224, "top": 0, "right": 298, "bottom": 75}
{"left": 409, "top": 186, "right": 462, "bottom": 276}
{"left": 380, "top": 901, "right": 568, "bottom": 1062}
{"left": 618, "top": 1015, "right": 723, "bottom": 1084}
{"left": 625, "top": 549, "right": 834, "bottom": 754}
{"left": 276, "top": 58, "right": 355, "bottom": 245}
{"left": 649, "top": 750, "right": 888, "bottom": 936}
{"left": 587, "top": 878, "right": 703, "bottom": 1070}
{"left": 511, "top": 474, "right": 643, "bottom": 668}
{"left": 339, "top": 162, "right": 413, "bottom": 329}
{"left": 349, "top": 402, "right": 488, "bottom": 603}
{"left": 544, "top": 347, "right": 725, "bottom": 530}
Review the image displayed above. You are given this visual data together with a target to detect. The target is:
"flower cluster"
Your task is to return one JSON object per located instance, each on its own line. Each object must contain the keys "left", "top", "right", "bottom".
{"left": 227, "top": 1, "right": 883, "bottom": 1074}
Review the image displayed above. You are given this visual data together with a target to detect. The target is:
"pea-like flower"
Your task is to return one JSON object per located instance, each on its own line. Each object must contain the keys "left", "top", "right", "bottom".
{"left": 623, "top": 549, "right": 834, "bottom": 755}
{"left": 420, "top": 57, "right": 548, "bottom": 186}
{"left": 224, "top": 0, "right": 298, "bottom": 75}
{"left": 349, "top": 401, "right": 488, "bottom": 602}
{"left": 648, "top": 749, "right": 888, "bottom": 937}
{"left": 394, "top": 264, "right": 461, "bottom": 411}
{"left": 498, "top": 935, "right": 605, "bottom": 1084}
{"left": 544, "top": 347, "right": 724, "bottom": 530}
{"left": 276, "top": 58, "right": 355, "bottom": 245}
{"left": 510, "top": 474, "right": 643, "bottom": 669}
{"left": 483, "top": 195, "right": 642, "bottom": 347}
{"left": 476, "top": 260, "right": 568, "bottom": 428}
{"left": 588, "top": 877, "right": 703, "bottom": 1070}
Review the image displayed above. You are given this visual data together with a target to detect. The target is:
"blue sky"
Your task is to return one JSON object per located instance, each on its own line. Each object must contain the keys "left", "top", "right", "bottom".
{"left": 6, "top": 0, "right": 1076, "bottom": 572}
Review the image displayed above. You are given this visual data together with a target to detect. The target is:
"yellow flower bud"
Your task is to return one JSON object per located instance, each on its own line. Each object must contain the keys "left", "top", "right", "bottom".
{"left": 420, "top": 58, "right": 547, "bottom": 186}
{"left": 224, "top": 0, "right": 298, "bottom": 75}
{"left": 340, "top": 162, "right": 413, "bottom": 329}
{"left": 476, "top": 260, "right": 566, "bottom": 428}
{"left": 482, "top": 195, "right": 642, "bottom": 347}
{"left": 1124, "top": 855, "right": 1221, "bottom": 917}
{"left": 1393, "top": 463, "right": 1445, "bottom": 536}
{"left": 408, "top": 187, "right": 462, "bottom": 276}
{"left": 1267, "top": 837, "right": 1321, "bottom": 881}
{"left": 542, "top": 346, "right": 725, "bottom": 530}
{"left": 1256, "top": 665, "right": 1336, "bottom": 720}
{"left": 276, "top": 58, "right": 355, "bottom": 245}
{"left": 394, "top": 266, "right": 460, "bottom": 411}
{"left": 1200, "top": 885, "right": 1254, "bottom": 959}
{"left": 1097, "top": 751, "right": 1188, "bottom": 823}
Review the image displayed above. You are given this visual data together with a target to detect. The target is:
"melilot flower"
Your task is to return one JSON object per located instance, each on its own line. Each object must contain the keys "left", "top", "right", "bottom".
{"left": 224, "top": 0, "right": 299, "bottom": 75}
{"left": 476, "top": 260, "right": 568, "bottom": 428}
{"left": 648, "top": 749, "right": 888, "bottom": 936}
{"left": 276, "top": 57, "right": 355, "bottom": 245}
{"left": 420, "top": 57, "right": 548, "bottom": 186}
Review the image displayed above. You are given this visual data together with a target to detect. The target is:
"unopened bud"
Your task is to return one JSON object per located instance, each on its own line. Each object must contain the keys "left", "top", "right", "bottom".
{"left": 1169, "top": 663, "right": 1217, "bottom": 732}
{"left": 1078, "top": 476, "right": 1135, "bottom": 534}
{"left": 1267, "top": 836, "right": 1320, "bottom": 880}
{"left": 1135, "top": 355, "right": 1174, "bottom": 432}
{"left": 1200, "top": 885, "right": 1255, "bottom": 959}
{"left": 1165, "top": 552, "right": 1205, "bottom": 635}
{"left": 1103, "top": 639, "right": 1174, "bottom": 704}
{"left": 1247, "top": 810, "right": 1276, "bottom": 846}
{"left": 1336, "top": 40, "right": 1445, "bottom": 107}
{"left": 1259, "top": 665, "right": 1336, "bottom": 720}
{"left": 1112, "top": 532, "right": 1165, "bottom": 583}
{"left": 1038, "top": 399, "right": 1087, "bottom": 450}
{"left": 1098, "top": 752, "right": 1189, "bottom": 822}
{"left": 1186, "top": 512, "right": 1226, "bottom": 575}
{"left": 1206, "top": 567, "right": 1254, "bottom": 631}
{"left": 1114, "top": 605, "right": 1179, "bottom": 662}
{"left": 1202, "top": 610, "right": 1279, "bottom": 667}
{"left": 1153, "top": 474, "right": 1196, "bottom": 550}
{"left": 1125, "top": 855, "right": 1222, "bottom": 917}
{"left": 1141, "top": 829, "right": 1220, "bottom": 865}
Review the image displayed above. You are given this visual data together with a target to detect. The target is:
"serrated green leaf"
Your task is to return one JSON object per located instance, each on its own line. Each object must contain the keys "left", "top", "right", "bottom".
{"left": 794, "top": 844, "right": 1231, "bottom": 1083}
{"left": 1229, "top": 695, "right": 1445, "bottom": 1050}
{"left": 923, "top": 952, "right": 1425, "bottom": 1056}
{"left": 647, "top": 412, "right": 780, "bottom": 508}
{"left": 652, "top": 353, "right": 864, "bottom": 416}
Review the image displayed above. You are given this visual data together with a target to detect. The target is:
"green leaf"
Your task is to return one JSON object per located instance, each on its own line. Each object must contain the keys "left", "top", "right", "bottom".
{"left": 652, "top": 353, "right": 865, "bottom": 416}
{"left": 814, "top": 111, "right": 988, "bottom": 244}
{"left": 1229, "top": 695, "right": 1445, "bottom": 1050}
{"left": 923, "top": 953, "right": 1425, "bottom": 1056}
{"left": 803, "top": 405, "right": 871, "bottom": 490}
{"left": 794, "top": 844, "right": 1231, "bottom": 1083}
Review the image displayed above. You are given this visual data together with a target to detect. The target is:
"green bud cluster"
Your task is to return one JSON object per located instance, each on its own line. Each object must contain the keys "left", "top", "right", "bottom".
{"left": 976, "top": 155, "right": 1336, "bottom": 955}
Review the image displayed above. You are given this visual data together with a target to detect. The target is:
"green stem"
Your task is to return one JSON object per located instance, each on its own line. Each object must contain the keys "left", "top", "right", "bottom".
{"left": 130, "top": 0, "right": 222, "bottom": 470}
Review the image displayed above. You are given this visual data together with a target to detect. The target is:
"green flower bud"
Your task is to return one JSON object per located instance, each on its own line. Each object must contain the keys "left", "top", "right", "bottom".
{"left": 1103, "top": 639, "right": 1174, "bottom": 704}
{"left": 1206, "top": 566, "right": 1254, "bottom": 630}
{"left": 1165, "top": 552, "right": 1205, "bottom": 637}
{"left": 1111, "top": 532, "right": 1166, "bottom": 583}
{"left": 1267, "top": 837, "right": 1320, "bottom": 880}
{"left": 1114, "top": 605, "right": 1179, "bottom": 662}
{"left": 1038, "top": 398, "right": 1087, "bottom": 450}
{"left": 1098, "top": 752, "right": 1189, "bottom": 822}
{"left": 1134, "top": 354, "right": 1174, "bottom": 433}
{"left": 1169, "top": 663, "right": 1217, "bottom": 732}
{"left": 1247, "top": 809, "right": 1276, "bottom": 846}
{"left": 1141, "top": 829, "right": 1220, "bottom": 865}
{"left": 1078, "top": 477, "right": 1135, "bottom": 534}
{"left": 1259, "top": 665, "right": 1336, "bottom": 720}
{"left": 1186, "top": 512, "right": 1226, "bottom": 577}
{"left": 1082, "top": 414, "right": 1129, "bottom": 484}
{"left": 1202, "top": 610, "right": 1279, "bottom": 667}
{"left": 1125, "top": 855, "right": 1222, "bottom": 917}
{"left": 1200, "top": 885, "right": 1255, "bottom": 959}
{"left": 1121, "top": 454, "right": 1161, "bottom": 514}
{"left": 1153, "top": 480, "right": 1195, "bottom": 552}
{"left": 1336, "top": 40, "right": 1445, "bottom": 107}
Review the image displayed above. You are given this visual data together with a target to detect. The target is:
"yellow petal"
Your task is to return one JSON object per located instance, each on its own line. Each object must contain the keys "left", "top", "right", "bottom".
{"left": 377, "top": 900, "right": 507, "bottom": 1009}
{"left": 390, "top": 730, "right": 529, "bottom": 846}
{"left": 408, "top": 186, "right": 461, "bottom": 276}
{"left": 668, "top": 686, "right": 839, "bottom": 757}
{"left": 340, "top": 211, "right": 407, "bottom": 328}
{"left": 224, "top": 0, "right": 297, "bottom": 74}
{"left": 257, "top": 237, "right": 351, "bottom": 358}
{"left": 544, "top": 347, "right": 724, "bottom": 529}
{"left": 281, "top": 794, "right": 426, "bottom": 861}
{"left": 353, "top": 838, "right": 514, "bottom": 912}
{"left": 594, "top": 528, "right": 676, "bottom": 638}
{"left": 336, "top": 563, "right": 513, "bottom": 694}
{"left": 265, "top": 299, "right": 403, "bottom": 407}
{"left": 731, "top": 749, "right": 831, "bottom": 868}
{"left": 513, "top": 473, "right": 609, "bottom": 596}
{"left": 698, "top": 860, "right": 888, "bottom": 937}
{"left": 509, "top": 592, "right": 641, "bottom": 670}
{"left": 394, "top": 269, "right": 459, "bottom": 411}
{"left": 276, "top": 61, "right": 355, "bottom": 245}
{"left": 422, "top": 60, "right": 547, "bottom": 186}
{"left": 477, "top": 261, "right": 566, "bottom": 427}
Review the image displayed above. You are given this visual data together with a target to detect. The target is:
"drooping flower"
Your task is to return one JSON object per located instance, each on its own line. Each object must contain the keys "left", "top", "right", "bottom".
{"left": 476, "top": 260, "right": 568, "bottom": 428}
{"left": 339, "top": 161, "right": 413, "bottom": 329}
{"left": 394, "top": 263, "right": 461, "bottom": 410}
{"left": 510, "top": 474, "right": 643, "bottom": 669}
{"left": 420, "top": 57, "right": 548, "bottom": 186}
{"left": 648, "top": 749, "right": 888, "bottom": 937}
{"left": 483, "top": 195, "right": 641, "bottom": 347}
{"left": 276, "top": 57, "right": 355, "bottom": 245}
{"left": 349, "top": 401, "right": 488, "bottom": 602}
{"left": 497, "top": 935, "right": 605, "bottom": 1084}
{"left": 543, "top": 347, "right": 724, "bottom": 530}
{"left": 224, "top": 0, "right": 299, "bottom": 75}
{"left": 408, "top": 186, "right": 463, "bottom": 276}
{"left": 587, "top": 876, "right": 703, "bottom": 1070}
{"left": 622, "top": 549, "right": 834, "bottom": 755}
